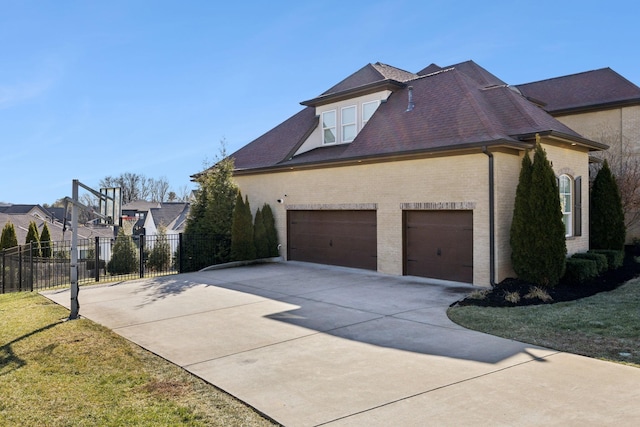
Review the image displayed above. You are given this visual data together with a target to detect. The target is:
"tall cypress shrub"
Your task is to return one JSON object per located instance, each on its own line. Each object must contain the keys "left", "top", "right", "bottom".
{"left": 262, "top": 203, "right": 279, "bottom": 257}
{"left": 510, "top": 143, "right": 566, "bottom": 287}
{"left": 0, "top": 222, "right": 18, "bottom": 250}
{"left": 253, "top": 207, "right": 269, "bottom": 259}
{"left": 40, "top": 222, "right": 52, "bottom": 258}
{"left": 510, "top": 151, "right": 534, "bottom": 281}
{"left": 230, "top": 193, "right": 256, "bottom": 261}
{"left": 184, "top": 154, "right": 238, "bottom": 267}
{"left": 590, "top": 160, "right": 626, "bottom": 250}
{"left": 25, "top": 221, "right": 42, "bottom": 257}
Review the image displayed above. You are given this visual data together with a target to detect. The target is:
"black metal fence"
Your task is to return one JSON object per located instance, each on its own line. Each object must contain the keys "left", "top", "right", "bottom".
{"left": 1, "top": 233, "right": 224, "bottom": 294}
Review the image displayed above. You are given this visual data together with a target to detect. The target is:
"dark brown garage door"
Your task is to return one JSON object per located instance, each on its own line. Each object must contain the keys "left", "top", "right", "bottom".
{"left": 288, "top": 210, "right": 377, "bottom": 270}
{"left": 404, "top": 210, "right": 473, "bottom": 282}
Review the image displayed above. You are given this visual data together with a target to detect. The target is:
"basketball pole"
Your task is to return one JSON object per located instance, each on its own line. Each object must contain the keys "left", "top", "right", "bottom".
{"left": 65, "top": 179, "right": 119, "bottom": 321}
{"left": 69, "top": 179, "right": 80, "bottom": 320}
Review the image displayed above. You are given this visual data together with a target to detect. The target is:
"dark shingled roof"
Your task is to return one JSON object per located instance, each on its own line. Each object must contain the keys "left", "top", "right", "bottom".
{"left": 516, "top": 68, "right": 640, "bottom": 114}
{"left": 321, "top": 63, "right": 418, "bottom": 96}
{"left": 229, "top": 61, "right": 605, "bottom": 172}
{"left": 231, "top": 107, "right": 318, "bottom": 170}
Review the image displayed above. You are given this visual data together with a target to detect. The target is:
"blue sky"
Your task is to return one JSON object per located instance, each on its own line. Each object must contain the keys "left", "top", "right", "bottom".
{"left": 2, "top": 0, "right": 639, "bottom": 204}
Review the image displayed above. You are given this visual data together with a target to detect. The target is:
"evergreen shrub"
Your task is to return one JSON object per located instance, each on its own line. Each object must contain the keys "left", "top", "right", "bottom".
{"left": 563, "top": 258, "right": 598, "bottom": 286}
{"left": 571, "top": 252, "right": 608, "bottom": 274}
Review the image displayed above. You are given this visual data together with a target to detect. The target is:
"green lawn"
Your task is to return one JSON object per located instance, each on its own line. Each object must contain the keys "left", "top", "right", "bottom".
{"left": 448, "top": 278, "right": 640, "bottom": 367}
{"left": 0, "top": 292, "right": 275, "bottom": 426}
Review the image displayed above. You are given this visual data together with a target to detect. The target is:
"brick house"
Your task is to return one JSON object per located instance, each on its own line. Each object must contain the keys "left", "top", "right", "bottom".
{"left": 222, "top": 61, "right": 608, "bottom": 286}
{"left": 516, "top": 69, "right": 640, "bottom": 241}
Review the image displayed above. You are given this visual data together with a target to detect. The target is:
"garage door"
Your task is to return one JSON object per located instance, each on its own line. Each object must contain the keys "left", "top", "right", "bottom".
{"left": 404, "top": 210, "right": 473, "bottom": 282}
{"left": 288, "top": 210, "right": 377, "bottom": 270}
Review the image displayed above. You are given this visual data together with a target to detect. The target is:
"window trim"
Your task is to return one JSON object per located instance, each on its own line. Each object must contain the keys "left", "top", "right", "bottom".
{"left": 559, "top": 174, "right": 573, "bottom": 237}
{"left": 322, "top": 110, "right": 337, "bottom": 145}
{"left": 341, "top": 105, "right": 357, "bottom": 143}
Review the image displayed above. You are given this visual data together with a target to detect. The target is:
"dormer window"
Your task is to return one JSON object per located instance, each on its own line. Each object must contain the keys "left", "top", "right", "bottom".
{"left": 322, "top": 110, "right": 336, "bottom": 144}
{"left": 362, "top": 100, "right": 380, "bottom": 126}
{"left": 341, "top": 106, "right": 357, "bottom": 142}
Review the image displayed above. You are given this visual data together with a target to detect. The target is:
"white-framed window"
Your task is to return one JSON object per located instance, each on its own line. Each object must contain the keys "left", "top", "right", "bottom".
{"left": 362, "top": 100, "right": 380, "bottom": 126}
{"left": 341, "top": 105, "right": 356, "bottom": 142}
{"left": 322, "top": 110, "right": 336, "bottom": 144}
{"left": 559, "top": 174, "right": 573, "bottom": 237}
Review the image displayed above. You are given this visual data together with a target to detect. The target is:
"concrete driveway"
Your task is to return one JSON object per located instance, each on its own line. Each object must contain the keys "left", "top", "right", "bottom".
{"left": 43, "top": 262, "right": 640, "bottom": 426}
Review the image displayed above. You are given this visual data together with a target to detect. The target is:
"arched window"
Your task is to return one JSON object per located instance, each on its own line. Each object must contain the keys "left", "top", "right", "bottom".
{"left": 559, "top": 175, "right": 573, "bottom": 237}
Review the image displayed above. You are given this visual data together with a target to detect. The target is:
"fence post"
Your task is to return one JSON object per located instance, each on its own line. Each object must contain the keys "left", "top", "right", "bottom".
{"left": 1, "top": 250, "right": 5, "bottom": 294}
{"left": 18, "top": 245, "right": 23, "bottom": 292}
{"left": 94, "top": 236, "right": 100, "bottom": 282}
{"left": 29, "top": 242, "right": 34, "bottom": 292}
{"left": 178, "top": 233, "right": 183, "bottom": 274}
{"left": 139, "top": 235, "right": 145, "bottom": 279}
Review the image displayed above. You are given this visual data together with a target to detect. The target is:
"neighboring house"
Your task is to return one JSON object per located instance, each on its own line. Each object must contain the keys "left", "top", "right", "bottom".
{"left": 121, "top": 200, "right": 190, "bottom": 236}
{"left": 516, "top": 69, "right": 640, "bottom": 240}
{"left": 143, "top": 202, "right": 190, "bottom": 236}
{"left": 219, "top": 60, "right": 607, "bottom": 286}
{"left": 0, "top": 204, "right": 113, "bottom": 246}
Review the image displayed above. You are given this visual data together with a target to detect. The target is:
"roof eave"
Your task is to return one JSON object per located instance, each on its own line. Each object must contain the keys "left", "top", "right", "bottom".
{"left": 516, "top": 130, "right": 609, "bottom": 151}
{"left": 233, "top": 139, "right": 529, "bottom": 176}
{"left": 547, "top": 98, "right": 640, "bottom": 115}
{"left": 300, "top": 80, "right": 406, "bottom": 107}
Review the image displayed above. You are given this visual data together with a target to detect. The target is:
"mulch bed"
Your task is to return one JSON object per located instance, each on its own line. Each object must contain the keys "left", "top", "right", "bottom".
{"left": 455, "top": 247, "right": 640, "bottom": 308}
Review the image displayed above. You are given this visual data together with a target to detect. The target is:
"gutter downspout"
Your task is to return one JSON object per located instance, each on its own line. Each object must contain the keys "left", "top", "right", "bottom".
{"left": 482, "top": 147, "right": 496, "bottom": 286}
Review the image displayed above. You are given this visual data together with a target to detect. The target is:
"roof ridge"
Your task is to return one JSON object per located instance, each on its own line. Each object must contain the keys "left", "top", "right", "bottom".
{"left": 450, "top": 70, "right": 506, "bottom": 140}
{"left": 517, "top": 67, "right": 612, "bottom": 86}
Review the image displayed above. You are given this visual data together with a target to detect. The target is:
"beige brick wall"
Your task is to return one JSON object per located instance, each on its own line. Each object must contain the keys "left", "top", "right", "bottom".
{"left": 557, "top": 106, "right": 640, "bottom": 241}
{"left": 234, "top": 141, "right": 591, "bottom": 286}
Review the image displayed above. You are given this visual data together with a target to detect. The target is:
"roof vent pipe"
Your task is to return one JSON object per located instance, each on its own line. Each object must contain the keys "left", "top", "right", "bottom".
{"left": 406, "top": 86, "right": 414, "bottom": 112}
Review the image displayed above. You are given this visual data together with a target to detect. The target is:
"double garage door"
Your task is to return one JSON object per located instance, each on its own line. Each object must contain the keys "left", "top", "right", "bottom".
{"left": 287, "top": 210, "right": 473, "bottom": 282}
{"left": 287, "top": 210, "right": 378, "bottom": 270}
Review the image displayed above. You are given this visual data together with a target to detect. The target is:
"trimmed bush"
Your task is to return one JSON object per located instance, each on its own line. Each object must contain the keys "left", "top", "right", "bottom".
{"left": 230, "top": 192, "right": 256, "bottom": 261}
{"left": 262, "top": 203, "right": 279, "bottom": 257}
{"left": 590, "top": 160, "right": 625, "bottom": 250}
{"left": 588, "top": 249, "right": 624, "bottom": 270}
{"left": 1, "top": 222, "right": 18, "bottom": 250}
{"left": 40, "top": 223, "right": 52, "bottom": 258}
{"left": 253, "top": 207, "right": 269, "bottom": 259}
{"left": 571, "top": 252, "right": 608, "bottom": 274}
{"left": 25, "top": 221, "right": 42, "bottom": 257}
{"left": 510, "top": 143, "right": 566, "bottom": 287}
{"left": 107, "top": 229, "right": 139, "bottom": 275}
{"left": 563, "top": 258, "right": 598, "bottom": 286}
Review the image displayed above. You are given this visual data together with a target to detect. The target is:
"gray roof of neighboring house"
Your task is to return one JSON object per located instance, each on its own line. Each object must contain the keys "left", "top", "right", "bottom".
{"left": 122, "top": 200, "right": 161, "bottom": 213}
{"left": 148, "top": 203, "right": 190, "bottom": 232}
{"left": 229, "top": 60, "right": 606, "bottom": 173}
{"left": 515, "top": 68, "right": 640, "bottom": 114}
{"left": 0, "top": 212, "right": 113, "bottom": 246}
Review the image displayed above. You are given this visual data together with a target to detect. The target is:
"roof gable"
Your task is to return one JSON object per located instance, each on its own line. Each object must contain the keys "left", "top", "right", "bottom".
{"left": 516, "top": 68, "right": 640, "bottom": 113}
{"left": 321, "top": 63, "right": 417, "bottom": 96}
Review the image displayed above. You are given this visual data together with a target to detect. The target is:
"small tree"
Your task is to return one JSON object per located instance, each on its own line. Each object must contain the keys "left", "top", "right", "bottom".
{"left": 0, "top": 222, "right": 18, "bottom": 250}
{"left": 230, "top": 193, "right": 256, "bottom": 261}
{"left": 590, "top": 160, "right": 626, "bottom": 250}
{"left": 40, "top": 223, "right": 52, "bottom": 258}
{"left": 108, "top": 228, "right": 139, "bottom": 275}
{"left": 25, "top": 221, "right": 42, "bottom": 257}
{"left": 253, "top": 207, "right": 269, "bottom": 259}
{"left": 184, "top": 143, "right": 238, "bottom": 266}
{"left": 147, "top": 227, "right": 172, "bottom": 272}
{"left": 510, "top": 143, "right": 566, "bottom": 287}
{"left": 262, "top": 203, "right": 279, "bottom": 257}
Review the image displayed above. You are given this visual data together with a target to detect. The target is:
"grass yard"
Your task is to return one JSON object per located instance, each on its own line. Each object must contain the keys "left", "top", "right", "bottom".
{"left": 0, "top": 292, "right": 275, "bottom": 427}
{"left": 448, "top": 277, "right": 640, "bottom": 367}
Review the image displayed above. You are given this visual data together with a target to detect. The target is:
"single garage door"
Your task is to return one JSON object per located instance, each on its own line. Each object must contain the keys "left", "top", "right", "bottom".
{"left": 288, "top": 210, "right": 377, "bottom": 270}
{"left": 404, "top": 210, "right": 473, "bottom": 282}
